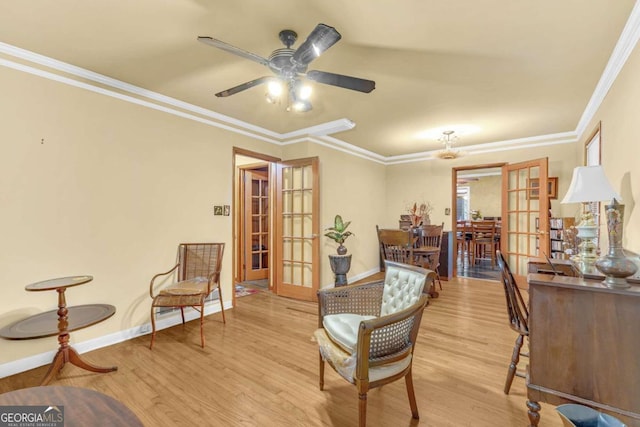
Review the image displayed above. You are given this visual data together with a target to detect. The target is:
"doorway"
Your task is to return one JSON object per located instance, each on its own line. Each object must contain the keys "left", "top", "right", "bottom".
{"left": 451, "top": 159, "right": 550, "bottom": 284}
{"left": 233, "top": 148, "right": 321, "bottom": 303}
{"left": 233, "top": 149, "right": 280, "bottom": 300}
{"left": 453, "top": 164, "right": 505, "bottom": 281}
{"left": 240, "top": 166, "right": 269, "bottom": 283}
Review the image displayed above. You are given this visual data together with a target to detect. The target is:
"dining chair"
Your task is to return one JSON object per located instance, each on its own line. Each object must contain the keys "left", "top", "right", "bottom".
{"left": 149, "top": 243, "right": 225, "bottom": 349}
{"left": 496, "top": 250, "right": 529, "bottom": 394}
{"left": 456, "top": 221, "right": 472, "bottom": 265}
{"left": 417, "top": 222, "right": 444, "bottom": 290}
{"left": 471, "top": 221, "right": 498, "bottom": 267}
{"left": 377, "top": 228, "right": 416, "bottom": 265}
{"left": 315, "top": 261, "right": 433, "bottom": 427}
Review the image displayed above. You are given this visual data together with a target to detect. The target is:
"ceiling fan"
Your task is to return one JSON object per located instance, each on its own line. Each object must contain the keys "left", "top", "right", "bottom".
{"left": 197, "top": 23, "right": 375, "bottom": 112}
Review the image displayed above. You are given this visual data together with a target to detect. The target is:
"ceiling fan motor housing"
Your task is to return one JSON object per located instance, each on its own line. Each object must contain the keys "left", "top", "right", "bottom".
{"left": 268, "top": 48, "right": 303, "bottom": 77}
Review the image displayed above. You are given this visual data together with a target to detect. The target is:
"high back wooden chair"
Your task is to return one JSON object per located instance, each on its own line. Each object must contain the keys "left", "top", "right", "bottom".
{"left": 496, "top": 250, "right": 529, "bottom": 394}
{"left": 417, "top": 222, "right": 444, "bottom": 290}
{"left": 456, "top": 221, "right": 472, "bottom": 265}
{"left": 377, "top": 228, "right": 416, "bottom": 265}
{"left": 149, "top": 243, "right": 225, "bottom": 349}
{"left": 315, "top": 261, "right": 434, "bottom": 426}
{"left": 471, "top": 221, "right": 498, "bottom": 267}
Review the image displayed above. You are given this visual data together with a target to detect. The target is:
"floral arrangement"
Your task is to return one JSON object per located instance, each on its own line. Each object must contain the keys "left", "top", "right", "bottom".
{"left": 471, "top": 209, "right": 482, "bottom": 220}
{"left": 407, "top": 202, "right": 433, "bottom": 227}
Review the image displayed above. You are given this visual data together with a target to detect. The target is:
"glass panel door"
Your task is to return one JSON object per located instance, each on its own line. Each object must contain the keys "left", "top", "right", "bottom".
{"left": 501, "top": 158, "right": 549, "bottom": 284}
{"left": 275, "top": 157, "right": 319, "bottom": 301}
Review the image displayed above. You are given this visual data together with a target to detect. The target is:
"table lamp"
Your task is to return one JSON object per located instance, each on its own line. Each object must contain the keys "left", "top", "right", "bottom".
{"left": 561, "top": 165, "right": 619, "bottom": 263}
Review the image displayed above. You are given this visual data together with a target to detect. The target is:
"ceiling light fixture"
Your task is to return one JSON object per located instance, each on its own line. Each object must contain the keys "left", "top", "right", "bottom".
{"left": 266, "top": 78, "right": 313, "bottom": 112}
{"left": 435, "top": 130, "right": 461, "bottom": 159}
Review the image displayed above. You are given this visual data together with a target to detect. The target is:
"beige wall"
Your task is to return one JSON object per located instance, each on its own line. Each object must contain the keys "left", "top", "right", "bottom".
{"left": 0, "top": 65, "right": 284, "bottom": 366}
{"left": 581, "top": 41, "right": 640, "bottom": 252}
{"left": 466, "top": 175, "right": 502, "bottom": 218}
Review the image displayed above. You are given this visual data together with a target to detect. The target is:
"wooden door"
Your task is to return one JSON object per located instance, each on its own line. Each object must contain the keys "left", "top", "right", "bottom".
{"left": 274, "top": 157, "right": 320, "bottom": 301}
{"left": 501, "top": 158, "right": 549, "bottom": 284}
{"left": 244, "top": 170, "right": 269, "bottom": 281}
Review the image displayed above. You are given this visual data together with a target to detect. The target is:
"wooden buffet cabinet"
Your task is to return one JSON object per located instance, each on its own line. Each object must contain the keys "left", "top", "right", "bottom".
{"left": 526, "top": 273, "right": 640, "bottom": 426}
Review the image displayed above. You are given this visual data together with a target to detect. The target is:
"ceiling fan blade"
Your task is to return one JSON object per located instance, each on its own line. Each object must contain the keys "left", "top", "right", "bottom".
{"left": 198, "top": 36, "right": 269, "bottom": 67}
{"left": 215, "top": 76, "right": 273, "bottom": 97}
{"left": 306, "top": 70, "right": 376, "bottom": 93}
{"left": 292, "top": 24, "right": 341, "bottom": 67}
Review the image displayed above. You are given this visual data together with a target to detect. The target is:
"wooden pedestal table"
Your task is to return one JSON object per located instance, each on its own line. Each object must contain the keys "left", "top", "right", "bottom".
{"left": 0, "top": 275, "right": 117, "bottom": 385}
{"left": 0, "top": 386, "right": 143, "bottom": 427}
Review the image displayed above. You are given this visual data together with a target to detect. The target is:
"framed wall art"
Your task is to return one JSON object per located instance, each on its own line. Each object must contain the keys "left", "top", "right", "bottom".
{"left": 527, "top": 177, "right": 558, "bottom": 200}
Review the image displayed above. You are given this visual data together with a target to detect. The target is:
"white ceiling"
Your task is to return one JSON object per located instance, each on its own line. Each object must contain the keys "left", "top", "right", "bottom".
{"left": 0, "top": 1, "right": 637, "bottom": 160}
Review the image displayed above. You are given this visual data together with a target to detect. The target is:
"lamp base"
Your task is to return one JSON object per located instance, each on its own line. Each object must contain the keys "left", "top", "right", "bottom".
{"left": 571, "top": 224, "right": 599, "bottom": 263}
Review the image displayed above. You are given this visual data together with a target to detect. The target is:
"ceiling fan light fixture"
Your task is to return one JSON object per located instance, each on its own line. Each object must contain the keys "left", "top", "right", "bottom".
{"left": 289, "top": 99, "right": 312, "bottom": 113}
{"left": 267, "top": 80, "right": 283, "bottom": 96}
{"left": 298, "top": 84, "right": 312, "bottom": 100}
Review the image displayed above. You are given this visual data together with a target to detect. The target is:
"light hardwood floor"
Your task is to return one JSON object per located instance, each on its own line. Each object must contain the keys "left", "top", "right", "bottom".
{"left": 0, "top": 276, "right": 563, "bottom": 426}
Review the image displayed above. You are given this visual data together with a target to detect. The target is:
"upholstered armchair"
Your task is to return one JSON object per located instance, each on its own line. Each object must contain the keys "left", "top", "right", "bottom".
{"left": 314, "top": 261, "right": 433, "bottom": 427}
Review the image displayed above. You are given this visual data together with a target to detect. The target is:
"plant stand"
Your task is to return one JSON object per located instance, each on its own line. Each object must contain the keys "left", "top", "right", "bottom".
{"left": 328, "top": 254, "right": 352, "bottom": 287}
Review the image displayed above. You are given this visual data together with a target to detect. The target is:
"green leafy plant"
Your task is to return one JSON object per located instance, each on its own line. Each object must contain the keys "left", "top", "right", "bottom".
{"left": 324, "top": 215, "right": 353, "bottom": 255}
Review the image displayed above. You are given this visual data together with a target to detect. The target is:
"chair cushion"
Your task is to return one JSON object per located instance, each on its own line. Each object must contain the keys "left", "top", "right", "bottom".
{"left": 314, "top": 328, "right": 412, "bottom": 384}
{"left": 380, "top": 265, "right": 426, "bottom": 316}
{"left": 159, "top": 277, "right": 208, "bottom": 296}
{"left": 323, "top": 313, "right": 376, "bottom": 354}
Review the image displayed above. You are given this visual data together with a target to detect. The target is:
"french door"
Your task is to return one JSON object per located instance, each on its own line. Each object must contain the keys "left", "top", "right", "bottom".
{"left": 501, "top": 158, "right": 549, "bottom": 284}
{"left": 274, "top": 157, "right": 320, "bottom": 301}
{"left": 243, "top": 169, "right": 269, "bottom": 281}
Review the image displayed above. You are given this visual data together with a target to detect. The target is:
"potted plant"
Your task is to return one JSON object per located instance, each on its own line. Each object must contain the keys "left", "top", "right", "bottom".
{"left": 324, "top": 215, "right": 353, "bottom": 286}
{"left": 324, "top": 214, "right": 353, "bottom": 255}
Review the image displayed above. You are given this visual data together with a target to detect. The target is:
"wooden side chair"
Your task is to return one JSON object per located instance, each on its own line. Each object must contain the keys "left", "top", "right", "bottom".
{"left": 149, "top": 243, "right": 225, "bottom": 349}
{"left": 377, "top": 228, "right": 416, "bottom": 265}
{"left": 417, "top": 222, "right": 444, "bottom": 290}
{"left": 315, "top": 261, "right": 434, "bottom": 426}
{"left": 456, "top": 221, "right": 472, "bottom": 265}
{"left": 496, "top": 250, "right": 529, "bottom": 394}
{"left": 471, "top": 221, "right": 498, "bottom": 267}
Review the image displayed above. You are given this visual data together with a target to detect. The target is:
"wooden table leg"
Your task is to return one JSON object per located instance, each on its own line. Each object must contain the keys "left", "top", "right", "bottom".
{"left": 428, "top": 281, "right": 439, "bottom": 298}
{"left": 527, "top": 400, "right": 541, "bottom": 427}
{"left": 40, "top": 288, "right": 117, "bottom": 385}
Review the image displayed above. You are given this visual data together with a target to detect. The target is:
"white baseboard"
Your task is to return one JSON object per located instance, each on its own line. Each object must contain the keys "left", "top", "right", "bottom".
{"left": 0, "top": 299, "right": 232, "bottom": 379}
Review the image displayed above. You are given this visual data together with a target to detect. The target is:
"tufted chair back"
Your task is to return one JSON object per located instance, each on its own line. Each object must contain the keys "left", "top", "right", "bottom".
{"left": 380, "top": 261, "right": 427, "bottom": 316}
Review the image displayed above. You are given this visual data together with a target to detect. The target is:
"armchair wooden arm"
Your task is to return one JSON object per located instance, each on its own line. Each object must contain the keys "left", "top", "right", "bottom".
{"left": 356, "top": 295, "right": 428, "bottom": 379}
{"left": 149, "top": 264, "right": 180, "bottom": 298}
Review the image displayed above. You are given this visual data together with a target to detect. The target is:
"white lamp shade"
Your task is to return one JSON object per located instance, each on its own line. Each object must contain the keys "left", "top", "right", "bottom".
{"left": 561, "top": 165, "right": 620, "bottom": 204}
